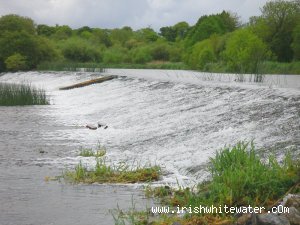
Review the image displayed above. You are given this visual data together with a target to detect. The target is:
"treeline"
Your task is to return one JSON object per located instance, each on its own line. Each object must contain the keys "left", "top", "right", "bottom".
{"left": 0, "top": 0, "right": 299, "bottom": 74}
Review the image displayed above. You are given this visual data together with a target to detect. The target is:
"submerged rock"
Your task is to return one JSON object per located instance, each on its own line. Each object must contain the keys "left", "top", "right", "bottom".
{"left": 282, "top": 207, "right": 300, "bottom": 225}
{"left": 284, "top": 195, "right": 300, "bottom": 210}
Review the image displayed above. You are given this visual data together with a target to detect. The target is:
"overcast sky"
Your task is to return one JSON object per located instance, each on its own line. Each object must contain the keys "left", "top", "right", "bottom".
{"left": 0, "top": 0, "right": 270, "bottom": 30}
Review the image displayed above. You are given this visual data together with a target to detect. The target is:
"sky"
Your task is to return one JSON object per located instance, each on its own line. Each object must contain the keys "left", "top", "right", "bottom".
{"left": 0, "top": 0, "right": 270, "bottom": 30}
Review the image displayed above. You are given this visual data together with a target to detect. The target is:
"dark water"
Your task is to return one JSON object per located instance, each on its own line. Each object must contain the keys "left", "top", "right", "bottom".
{"left": 0, "top": 70, "right": 299, "bottom": 225}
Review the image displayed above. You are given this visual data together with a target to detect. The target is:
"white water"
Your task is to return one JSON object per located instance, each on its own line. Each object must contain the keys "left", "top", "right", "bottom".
{"left": 0, "top": 69, "right": 299, "bottom": 224}
{"left": 1, "top": 70, "right": 299, "bottom": 184}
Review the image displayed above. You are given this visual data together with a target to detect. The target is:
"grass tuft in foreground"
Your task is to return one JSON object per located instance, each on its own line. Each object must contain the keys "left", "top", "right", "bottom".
{"left": 141, "top": 142, "right": 299, "bottom": 225}
{"left": 64, "top": 158, "right": 161, "bottom": 184}
{"left": 0, "top": 82, "right": 49, "bottom": 106}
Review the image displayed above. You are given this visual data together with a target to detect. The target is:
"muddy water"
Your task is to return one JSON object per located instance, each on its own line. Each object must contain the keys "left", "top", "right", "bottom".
{"left": 0, "top": 70, "right": 299, "bottom": 225}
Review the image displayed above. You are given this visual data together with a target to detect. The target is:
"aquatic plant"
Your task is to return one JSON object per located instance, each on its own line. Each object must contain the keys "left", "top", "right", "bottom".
{"left": 0, "top": 82, "right": 49, "bottom": 106}
{"left": 78, "top": 147, "right": 106, "bottom": 157}
{"left": 64, "top": 158, "right": 160, "bottom": 184}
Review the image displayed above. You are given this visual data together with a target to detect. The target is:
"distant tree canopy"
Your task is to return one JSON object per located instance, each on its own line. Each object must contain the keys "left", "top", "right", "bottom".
{"left": 0, "top": 15, "right": 58, "bottom": 71}
{"left": 0, "top": 14, "right": 35, "bottom": 34}
{"left": 250, "top": 0, "right": 300, "bottom": 62}
{"left": 184, "top": 11, "right": 239, "bottom": 47}
{"left": 0, "top": 0, "right": 299, "bottom": 73}
{"left": 160, "top": 21, "right": 189, "bottom": 42}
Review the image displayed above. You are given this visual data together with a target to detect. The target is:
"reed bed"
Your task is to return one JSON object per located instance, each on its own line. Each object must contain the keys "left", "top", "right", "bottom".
{"left": 0, "top": 83, "right": 49, "bottom": 106}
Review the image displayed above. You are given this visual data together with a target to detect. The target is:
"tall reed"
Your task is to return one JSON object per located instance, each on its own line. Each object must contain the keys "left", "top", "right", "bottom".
{"left": 0, "top": 83, "right": 49, "bottom": 106}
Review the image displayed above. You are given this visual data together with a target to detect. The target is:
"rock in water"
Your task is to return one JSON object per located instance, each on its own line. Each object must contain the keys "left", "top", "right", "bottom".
{"left": 257, "top": 213, "right": 290, "bottom": 225}
{"left": 282, "top": 207, "right": 300, "bottom": 225}
{"left": 98, "top": 122, "right": 108, "bottom": 129}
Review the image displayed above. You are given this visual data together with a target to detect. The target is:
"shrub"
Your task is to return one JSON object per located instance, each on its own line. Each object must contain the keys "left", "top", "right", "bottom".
{"left": 222, "top": 29, "right": 270, "bottom": 73}
{"left": 62, "top": 38, "right": 102, "bottom": 62}
{"left": 130, "top": 47, "right": 152, "bottom": 64}
{"left": 102, "top": 47, "right": 128, "bottom": 64}
{"left": 5, "top": 53, "right": 28, "bottom": 71}
{"left": 151, "top": 43, "right": 170, "bottom": 61}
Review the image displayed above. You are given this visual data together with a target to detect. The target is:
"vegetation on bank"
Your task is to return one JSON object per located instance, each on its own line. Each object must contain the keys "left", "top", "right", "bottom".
{"left": 37, "top": 61, "right": 188, "bottom": 71}
{"left": 114, "top": 142, "right": 300, "bottom": 225}
{"left": 64, "top": 158, "right": 161, "bottom": 184}
{"left": 0, "top": 0, "right": 299, "bottom": 74}
{"left": 0, "top": 83, "right": 49, "bottom": 106}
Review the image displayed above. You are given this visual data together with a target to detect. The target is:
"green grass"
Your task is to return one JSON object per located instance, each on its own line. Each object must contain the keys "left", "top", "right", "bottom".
{"left": 78, "top": 146, "right": 106, "bottom": 157}
{"left": 201, "top": 142, "right": 299, "bottom": 207}
{"left": 0, "top": 83, "right": 49, "bottom": 106}
{"left": 64, "top": 158, "right": 161, "bottom": 184}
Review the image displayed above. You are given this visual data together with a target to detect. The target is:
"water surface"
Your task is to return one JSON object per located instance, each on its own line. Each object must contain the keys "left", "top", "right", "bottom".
{"left": 0, "top": 69, "right": 299, "bottom": 225}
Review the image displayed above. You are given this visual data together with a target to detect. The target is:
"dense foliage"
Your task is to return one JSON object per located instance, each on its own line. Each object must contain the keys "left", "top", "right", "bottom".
{"left": 0, "top": 0, "right": 299, "bottom": 73}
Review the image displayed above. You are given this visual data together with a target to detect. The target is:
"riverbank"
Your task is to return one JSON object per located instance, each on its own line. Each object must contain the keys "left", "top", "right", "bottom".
{"left": 114, "top": 142, "right": 300, "bottom": 225}
{"left": 36, "top": 61, "right": 300, "bottom": 75}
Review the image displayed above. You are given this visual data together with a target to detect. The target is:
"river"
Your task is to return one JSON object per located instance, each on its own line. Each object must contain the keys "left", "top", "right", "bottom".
{"left": 0, "top": 69, "right": 299, "bottom": 225}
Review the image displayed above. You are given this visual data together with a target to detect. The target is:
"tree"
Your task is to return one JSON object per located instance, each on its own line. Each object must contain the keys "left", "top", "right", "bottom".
{"left": 292, "top": 22, "right": 300, "bottom": 60}
{"left": 110, "top": 27, "right": 134, "bottom": 46}
{"left": 62, "top": 38, "right": 101, "bottom": 62}
{"left": 130, "top": 46, "right": 152, "bottom": 64}
{"left": 5, "top": 53, "right": 28, "bottom": 71}
{"left": 159, "top": 22, "right": 189, "bottom": 42}
{"left": 222, "top": 29, "right": 270, "bottom": 73}
{"left": 136, "top": 28, "right": 158, "bottom": 42}
{"left": 0, "top": 31, "right": 40, "bottom": 69}
{"left": 53, "top": 25, "right": 72, "bottom": 40}
{"left": 187, "top": 39, "right": 216, "bottom": 69}
{"left": 173, "top": 21, "right": 189, "bottom": 40}
{"left": 184, "top": 11, "right": 239, "bottom": 47}
{"left": 151, "top": 42, "right": 170, "bottom": 61}
{"left": 92, "top": 28, "right": 112, "bottom": 47}
{"left": 252, "top": 0, "right": 300, "bottom": 61}
{"left": 0, "top": 14, "right": 35, "bottom": 35}
{"left": 160, "top": 26, "right": 177, "bottom": 42}
{"left": 103, "top": 46, "right": 128, "bottom": 64}
{"left": 37, "top": 24, "right": 56, "bottom": 37}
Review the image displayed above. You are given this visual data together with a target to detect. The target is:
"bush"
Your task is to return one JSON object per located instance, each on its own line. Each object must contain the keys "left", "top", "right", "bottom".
{"left": 102, "top": 47, "right": 128, "bottom": 64}
{"left": 187, "top": 39, "right": 217, "bottom": 69}
{"left": 62, "top": 38, "right": 102, "bottom": 62}
{"left": 5, "top": 53, "right": 28, "bottom": 71}
{"left": 222, "top": 29, "right": 270, "bottom": 73}
{"left": 130, "top": 47, "right": 152, "bottom": 64}
{"left": 151, "top": 43, "right": 170, "bottom": 61}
